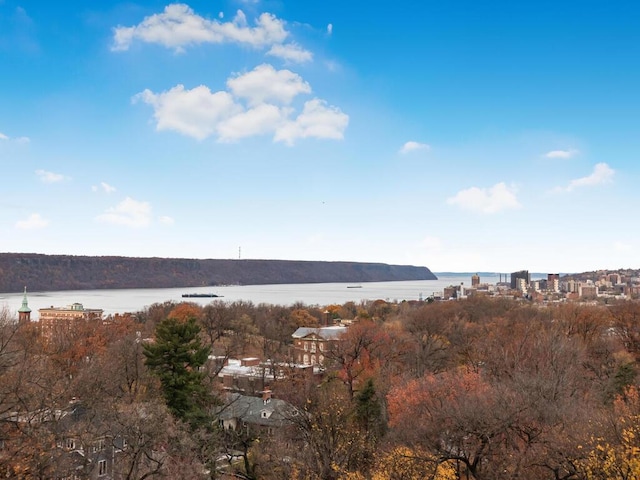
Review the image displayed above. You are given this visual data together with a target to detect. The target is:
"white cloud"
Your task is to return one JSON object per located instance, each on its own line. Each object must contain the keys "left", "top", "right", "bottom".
{"left": 36, "top": 169, "right": 68, "bottom": 183}
{"left": 218, "top": 104, "right": 288, "bottom": 141}
{"left": 267, "top": 42, "right": 312, "bottom": 63}
{"left": 399, "top": 141, "right": 430, "bottom": 154}
{"left": 556, "top": 162, "right": 615, "bottom": 192}
{"left": 274, "top": 99, "right": 349, "bottom": 146}
{"left": 16, "top": 213, "right": 49, "bottom": 230}
{"left": 136, "top": 65, "right": 347, "bottom": 145}
{"left": 92, "top": 182, "right": 116, "bottom": 194}
{"left": 227, "top": 64, "right": 311, "bottom": 105}
{"left": 96, "top": 197, "right": 152, "bottom": 228}
{"left": 158, "top": 215, "right": 175, "bottom": 225}
{"left": 544, "top": 149, "right": 579, "bottom": 159}
{"left": 447, "top": 182, "right": 521, "bottom": 214}
{"left": 327, "top": 23, "right": 333, "bottom": 35}
{"left": 112, "top": 4, "right": 288, "bottom": 52}
{"left": 134, "top": 85, "right": 240, "bottom": 140}
{"left": 0, "top": 132, "right": 30, "bottom": 143}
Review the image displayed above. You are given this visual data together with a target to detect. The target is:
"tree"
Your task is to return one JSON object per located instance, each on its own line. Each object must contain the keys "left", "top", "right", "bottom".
{"left": 143, "top": 316, "right": 211, "bottom": 428}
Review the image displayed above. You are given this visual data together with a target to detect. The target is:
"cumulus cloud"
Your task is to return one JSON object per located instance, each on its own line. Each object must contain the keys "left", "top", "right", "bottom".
{"left": 135, "top": 64, "right": 348, "bottom": 145}
{"left": 112, "top": 5, "right": 287, "bottom": 52}
{"left": 218, "top": 104, "right": 287, "bottom": 141}
{"left": 544, "top": 149, "right": 579, "bottom": 159}
{"left": 274, "top": 99, "right": 349, "bottom": 145}
{"left": 0, "top": 133, "right": 8, "bottom": 140}
{"left": 16, "top": 213, "right": 49, "bottom": 230}
{"left": 555, "top": 162, "right": 615, "bottom": 192}
{"left": 227, "top": 64, "right": 311, "bottom": 105}
{"left": 92, "top": 182, "right": 116, "bottom": 194}
{"left": 399, "top": 141, "right": 430, "bottom": 154}
{"left": 327, "top": 23, "right": 333, "bottom": 35}
{"left": 267, "top": 42, "right": 312, "bottom": 63}
{"left": 133, "top": 85, "right": 240, "bottom": 140}
{"left": 36, "top": 169, "right": 68, "bottom": 183}
{"left": 96, "top": 197, "right": 152, "bottom": 228}
{"left": 447, "top": 182, "right": 521, "bottom": 214}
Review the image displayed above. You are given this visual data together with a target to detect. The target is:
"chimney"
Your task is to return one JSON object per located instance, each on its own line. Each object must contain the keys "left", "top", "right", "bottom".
{"left": 262, "top": 388, "right": 272, "bottom": 404}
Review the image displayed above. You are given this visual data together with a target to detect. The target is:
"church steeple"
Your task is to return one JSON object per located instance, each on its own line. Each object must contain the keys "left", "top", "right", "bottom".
{"left": 18, "top": 286, "right": 31, "bottom": 324}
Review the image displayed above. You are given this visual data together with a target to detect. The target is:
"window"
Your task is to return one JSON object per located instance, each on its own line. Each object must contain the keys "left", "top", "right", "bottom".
{"left": 303, "top": 354, "right": 309, "bottom": 364}
{"left": 66, "top": 438, "right": 75, "bottom": 450}
{"left": 310, "top": 342, "right": 316, "bottom": 353}
{"left": 98, "top": 460, "right": 107, "bottom": 476}
{"left": 303, "top": 341, "right": 308, "bottom": 351}
{"left": 93, "top": 439, "right": 105, "bottom": 453}
{"left": 319, "top": 342, "right": 324, "bottom": 352}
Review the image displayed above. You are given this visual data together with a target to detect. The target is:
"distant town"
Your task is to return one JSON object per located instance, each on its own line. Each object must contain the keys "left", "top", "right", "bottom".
{"left": 437, "top": 269, "right": 640, "bottom": 303}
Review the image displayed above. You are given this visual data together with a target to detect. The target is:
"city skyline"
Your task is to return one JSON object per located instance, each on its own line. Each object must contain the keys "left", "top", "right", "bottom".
{"left": 1, "top": 1, "right": 639, "bottom": 273}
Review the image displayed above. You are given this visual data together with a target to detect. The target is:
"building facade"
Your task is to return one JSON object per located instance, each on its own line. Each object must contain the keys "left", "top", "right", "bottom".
{"left": 291, "top": 326, "right": 347, "bottom": 366}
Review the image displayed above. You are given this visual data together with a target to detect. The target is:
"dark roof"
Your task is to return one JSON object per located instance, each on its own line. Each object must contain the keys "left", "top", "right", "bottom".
{"left": 217, "top": 393, "right": 296, "bottom": 427}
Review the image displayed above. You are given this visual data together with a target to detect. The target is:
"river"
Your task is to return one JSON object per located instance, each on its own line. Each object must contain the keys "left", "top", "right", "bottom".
{"left": 0, "top": 273, "right": 503, "bottom": 319}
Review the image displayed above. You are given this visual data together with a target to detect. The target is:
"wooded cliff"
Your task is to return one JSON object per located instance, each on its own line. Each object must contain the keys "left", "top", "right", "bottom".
{"left": 0, "top": 253, "right": 437, "bottom": 293}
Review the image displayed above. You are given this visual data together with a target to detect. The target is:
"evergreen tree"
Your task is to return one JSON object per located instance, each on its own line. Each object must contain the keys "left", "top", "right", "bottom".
{"left": 354, "top": 378, "right": 386, "bottom": 439}
{"left": 143, "top": 316, "right": 211, "bottom": 428}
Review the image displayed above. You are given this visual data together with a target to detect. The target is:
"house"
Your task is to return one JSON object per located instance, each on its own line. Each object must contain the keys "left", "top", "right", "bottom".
{"left": 217, "top": 392, "right": 295, "bottom": 436}
{"left": 291, "top": 325, "right": 347, "bottom": 366}
{"left": 0, "top": 402, "right": 122, "bottom": 480}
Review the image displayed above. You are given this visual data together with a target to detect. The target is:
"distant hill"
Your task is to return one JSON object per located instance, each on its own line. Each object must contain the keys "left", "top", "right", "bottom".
{"left": 0, "top": 253, "right": 437, "bottom": 293}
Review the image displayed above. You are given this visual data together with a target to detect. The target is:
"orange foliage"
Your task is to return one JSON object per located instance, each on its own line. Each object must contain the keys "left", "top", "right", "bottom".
{"left": 168, "top": 302, "right": 203, "bottom": 322}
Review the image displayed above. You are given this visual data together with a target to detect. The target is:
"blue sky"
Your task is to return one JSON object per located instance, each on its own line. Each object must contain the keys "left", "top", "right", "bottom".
{"left": 1, "top": 0, "right": 639, "bottom": 274}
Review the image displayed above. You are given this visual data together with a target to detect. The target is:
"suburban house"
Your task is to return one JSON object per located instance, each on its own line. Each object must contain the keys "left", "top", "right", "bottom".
{"left": 291, "top": 325, "right": 348, "bottom": 366}
{"left": 0, "top": 402, "right": 123, "bottom": 479}
{"left": 217, "top": 391, "right": 295, "bottom": 436}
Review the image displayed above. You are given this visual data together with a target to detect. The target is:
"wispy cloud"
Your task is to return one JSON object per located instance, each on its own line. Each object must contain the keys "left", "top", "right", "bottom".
{"left": 1, "top": 132, "right": 30, "bottom": 143}
{"left": 96, "top": 197, "right": 152, "bottom": 228}
{"left": 266, "top": 43, "right": 312, "bottom": 63}
{"left": 15, "top": 213, "right": 49, "bottom": 230}
{"left": 447, "top": 182, "right": 521, "bottom": 214}
{"left": 35, "top": 169, "right": 68, "bottom": 183}
{"left": 327, "top": 23, "right": 333, "bottom": 35}
{"left": 544, "top": 149, "right": 579, "bottom": 159}
{"left": 399, "top": 141, "right": 430, "bottom": 154}
{"left": 158, "top": 215, "right": 175, "bottom": 225}
{"left": 92, "top": 182, "right": 117, "bottom": 194}
{"left": 555, "top": 162, "right": 615, "bottom": 193}
{"left": 134, "top": 64, "right": 347, "bottom": 145}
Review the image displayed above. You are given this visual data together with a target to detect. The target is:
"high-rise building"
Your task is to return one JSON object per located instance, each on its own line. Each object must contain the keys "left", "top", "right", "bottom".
{"left": 471, "top": 274, "right": 480, "bottom": 287}
{"left": 510, "top": 270, "right": 530, "bottom": 290}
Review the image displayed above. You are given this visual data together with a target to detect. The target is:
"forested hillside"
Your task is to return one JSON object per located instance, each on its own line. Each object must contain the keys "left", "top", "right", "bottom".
{"left": 0, "top": 253, "right": 436, "bottom": 293}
